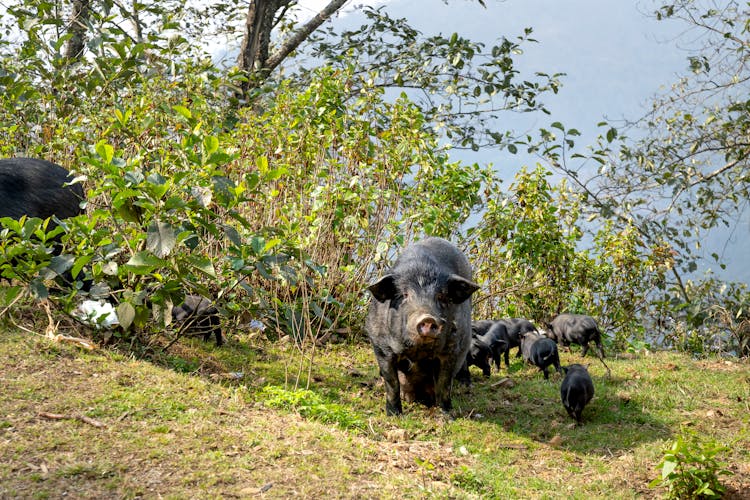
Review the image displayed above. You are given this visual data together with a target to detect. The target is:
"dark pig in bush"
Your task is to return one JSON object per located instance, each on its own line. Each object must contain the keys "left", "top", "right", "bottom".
{"left": 560, "top": 363, "right": 595, "bottom": 424}
{"left": 0, "top": 158, "right": 83, "bottom": 222}
{"left": 0, "top": 158, "right": 85, "bottom": 286}
{"left": 520, "top": 330, "right": 562, "bottom": 380}
{"left": 545, "top": 313, "right": 610, "bottom": 374}
{"left": 172, "top": 295, "right": 223, "bottom": 346}
{"left": 366, "top": 237, "right": 479, "bottom": 415}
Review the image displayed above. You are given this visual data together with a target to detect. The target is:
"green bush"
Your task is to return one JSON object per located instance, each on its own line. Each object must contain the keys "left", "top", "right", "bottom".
{"left": 0, "top": 0, "right": 704, "bottom": 356}
{"left": 649, "top": 430, "right": 733, "bottom": 499}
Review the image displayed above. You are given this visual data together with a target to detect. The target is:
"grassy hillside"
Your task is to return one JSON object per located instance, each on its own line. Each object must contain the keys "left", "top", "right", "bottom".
{"left": 0, "top": 327, "right": 748, "bottom": 499}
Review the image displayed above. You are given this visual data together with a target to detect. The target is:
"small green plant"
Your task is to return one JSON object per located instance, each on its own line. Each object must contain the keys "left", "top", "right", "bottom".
{"left": 415, "top": 457, "right": 435, "bottom": 491}
{"left": 450, "top": 465, "right": 486, "bottom": 494}
{"left": 649, "top": 430, "right": 733, "bottom": 499}
{"left": 260, "top": 385, "right": 364, "bottom": 430}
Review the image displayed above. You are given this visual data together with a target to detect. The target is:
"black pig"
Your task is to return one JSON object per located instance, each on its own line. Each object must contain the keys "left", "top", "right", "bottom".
{"left": 471, "top": 321, "right": 509, "bottom": 374}
{"left": 495, "top": 318, "right": 539, "bottom": 367}
{"left": 520, "top": 330, "right": 562, "bottom": 380}
{"left": 172, "top": 295, "right": 223, "bottom": 346}
{"left": 366, "top": 237, "right": 479, "bottom": 415}
{"left": 0, "top": 158, "right": 85, "bottom": 285}
{"left": 0, "top": 158, "right": 83, "bottom": 221}
{"left": 560, "top": 363, "right": 595, "bottom": 424}
{"left": 545, "top": 313, "right": 610, "bottom": 374}
{"left": 463, "top": 328, "right": 508, "bottom": 378}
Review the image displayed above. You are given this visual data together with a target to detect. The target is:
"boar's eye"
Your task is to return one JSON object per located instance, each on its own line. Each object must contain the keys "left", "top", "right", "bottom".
{"left": 435, "top": 292, "right": 449, "bottom": 304}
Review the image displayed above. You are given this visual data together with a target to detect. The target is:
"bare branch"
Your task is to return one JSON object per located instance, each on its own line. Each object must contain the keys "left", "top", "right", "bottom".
{"left": 265, "top": 0, "right": 348, "bottom": 74}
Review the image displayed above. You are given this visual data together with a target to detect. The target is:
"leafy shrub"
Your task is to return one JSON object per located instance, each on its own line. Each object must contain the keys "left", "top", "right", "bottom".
{"left": 649, "top": 430, "right": 733, "bottom": 499}
{"left": 0, "top": 0, "right": 719, "bottom": 357}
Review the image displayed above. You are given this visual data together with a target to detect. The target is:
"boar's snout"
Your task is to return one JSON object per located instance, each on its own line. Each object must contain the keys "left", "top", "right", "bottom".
{"left": 414, "top": 314, "right": 444, "bottom": 338}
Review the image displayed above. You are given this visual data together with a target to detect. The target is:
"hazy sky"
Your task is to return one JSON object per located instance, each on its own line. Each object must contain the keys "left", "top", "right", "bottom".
{"left": 297, "top": 0, "right": 748, "bottom": 284}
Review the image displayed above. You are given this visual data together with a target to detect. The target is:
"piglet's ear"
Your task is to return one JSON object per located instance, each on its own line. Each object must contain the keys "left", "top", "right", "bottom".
{"left": 474, "top": 337, "right": 490, "bottom": 351}
{"left": 446, "top": 274, "right": 480, "bottom": 304}
{"left": 368, "top": 275, "right": 397, "bottom": 302}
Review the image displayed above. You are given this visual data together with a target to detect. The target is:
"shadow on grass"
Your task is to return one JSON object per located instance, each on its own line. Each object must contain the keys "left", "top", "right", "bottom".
{"left": 451, "top": 359, "right": 672, "bottom": 454}
{"left": 143, "top": 333, "right": 288, "bottom": 387}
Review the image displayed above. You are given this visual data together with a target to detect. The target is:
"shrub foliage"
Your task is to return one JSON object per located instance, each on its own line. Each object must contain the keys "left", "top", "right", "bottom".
{"left": 0, "top": 0, "right": 748, "bottom": 357}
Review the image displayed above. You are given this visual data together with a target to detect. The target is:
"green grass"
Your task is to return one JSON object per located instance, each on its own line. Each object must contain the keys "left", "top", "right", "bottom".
{"left": 0, "top": 327, "right": 748, "bottom": 498}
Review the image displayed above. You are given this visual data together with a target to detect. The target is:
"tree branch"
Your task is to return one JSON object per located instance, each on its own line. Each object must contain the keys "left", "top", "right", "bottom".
{"left": 264, "top": 0, "right": 348, "bottom": 74}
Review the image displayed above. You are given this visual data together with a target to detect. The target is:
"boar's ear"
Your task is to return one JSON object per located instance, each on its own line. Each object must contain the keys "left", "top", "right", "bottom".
{"left": 368, "top": 275, "right": 398, "bottom": 302}
{"left": 446, "top": 275, "right": 480, "bottom": 304}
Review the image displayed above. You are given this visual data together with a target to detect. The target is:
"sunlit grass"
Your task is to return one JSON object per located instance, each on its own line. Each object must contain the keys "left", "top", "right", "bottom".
{"left": 0, "top": 327, "right": 747, "bottom": 498}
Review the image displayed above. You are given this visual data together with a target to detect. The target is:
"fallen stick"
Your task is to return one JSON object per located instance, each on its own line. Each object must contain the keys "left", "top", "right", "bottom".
{"left": 38, "top": 412, "right": 106, "bottom": 428}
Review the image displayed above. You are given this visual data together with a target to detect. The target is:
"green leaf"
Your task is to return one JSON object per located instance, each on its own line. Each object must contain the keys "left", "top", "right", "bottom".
{"left": 224, "top": 226, "right": 242, "bottom": 247}
{"left": 48, "top": 255, "right": 74, "bottom": 276}
{"left": 186, "top": 255, "right": 216, "bottom": 278}
{"left": 146, "top": 221, "right": 176, "bottom": 258}
{"left": 255, "top": 260, "right": 274, "bottom": 281}
{"left": 250, "top": 235, "right": 266, "bottom": 256}
{"left": 117, "top": 302, "right": 136, "bottom": 330}
{"left": 661, "top": 459, "right": 677, "bottom": 480}
{"left": 123, "top": 251, "right": 164, "bottom": 275}
{"left": 29, "top": 279, "right": 48, "bottom": 300}
{"left": 256, "top": 155, "right": 269, "bottom": 176}
{"left": 0, "top": 286, "right": 23, "bottom": 307}
{"left": 95, "top": 140, "right": 114, "bottom": 164}
{"left": 173, "top": 105, "right": 192, "bottom": 119}
{"left": 71, "top": 255, "right": 93, "bottom": 279}
{"left": 203, "top": 135, "right": 219, "bottom": 156}
{"left": 606, "top": 127, "right": 618, "bottom": 143}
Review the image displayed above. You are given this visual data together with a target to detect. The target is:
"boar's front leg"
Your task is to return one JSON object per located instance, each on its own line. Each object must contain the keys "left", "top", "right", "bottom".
{"left": 434, "top": 358, "right": 455, "bottom": 413}
{"left": 374, "top": 347, "right": 402, "bottom": 416}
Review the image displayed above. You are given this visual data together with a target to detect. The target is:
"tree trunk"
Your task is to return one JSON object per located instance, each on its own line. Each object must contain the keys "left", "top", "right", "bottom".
{"left": 237, "top": 0, "right": 290, "bottom": 98}
{"left": 64, "top": 0, "right": 91, "bottom": 62}
{"left": 236, "top": 0, "right": 348, "bottom": 100}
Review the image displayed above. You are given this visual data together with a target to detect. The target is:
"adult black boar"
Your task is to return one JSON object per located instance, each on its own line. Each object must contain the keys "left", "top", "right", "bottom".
{"left": 545, "top": 313, "right": 610, "bottom": 374}
{"left": 172, "top": 295, "right": 223, "bottom": 346}
{"left": 0, "top": 158, "right": 83, "bottom": 221}
{"left": 519, "top": 330, "right": 562, "bottom": 380}
{"left": 366, "top": 237, "right": 479, "bottom": 416}
{"left": 560, "top": 363, "right": 595, "bottom": 424}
